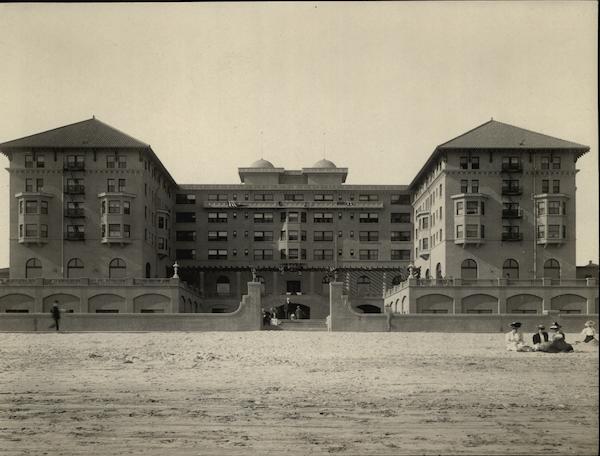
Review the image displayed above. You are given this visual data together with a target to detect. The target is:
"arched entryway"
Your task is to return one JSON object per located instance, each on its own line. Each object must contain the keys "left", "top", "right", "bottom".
{"left": 543, "top": 259, "right": 560, "bottom": 280}
{"left": 145, "top": 263, "right": 151, "bottom": 279}
{"left": 461, "top": 259, "right": 478, "bottom": 280}
{"left": 275, "top": 302, "right": 310, "bottom": 319}
{"left": 503, "top": 259, "right": 519, "bottom": 279}
{"left": 356, "top": 304, "right": 382, "bottom": 314}
{"left": 25, "top": 258, "right": 42, "bottom": 279}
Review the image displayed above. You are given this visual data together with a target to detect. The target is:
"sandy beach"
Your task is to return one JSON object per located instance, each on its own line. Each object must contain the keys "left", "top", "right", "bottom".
{"left": 0, "top": 331, "right": 597, "bottom": 456}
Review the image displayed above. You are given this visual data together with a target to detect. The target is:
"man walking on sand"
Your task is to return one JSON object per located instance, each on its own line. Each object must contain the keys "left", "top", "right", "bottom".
{"left": 51, "top": 301, "right": 61, "bottom": 331}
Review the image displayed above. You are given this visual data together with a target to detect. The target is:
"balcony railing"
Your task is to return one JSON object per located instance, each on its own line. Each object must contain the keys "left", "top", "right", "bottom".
{"left": 502, "top": 232, "right": 523, "bottom": 241}
{"left": 502, "top": 209, "right": 522, "bottom": 218}
{"left": 65, "top": 232, "right": 85, "bottom": 241}
{"left": 65, "top": 208, "right": 85, "bottom": 217}
{"left": 501, "top": 186, "right": 522, "bottom": 196}
{"left": 64, "top": 163, "right": 85, "bottom": 171}
{"left": 501, "top": 163, "right": 523, "bottom": 173}
{"left": 65, "top": 185, "right": 85, "bottom": 194}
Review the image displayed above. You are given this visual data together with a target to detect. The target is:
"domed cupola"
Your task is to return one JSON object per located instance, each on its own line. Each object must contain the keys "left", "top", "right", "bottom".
{"left": 249, "top": 158, "right": 275, "bottom": 169}
{"left": 312, "top": 158, "right": 337, "bottom": 169}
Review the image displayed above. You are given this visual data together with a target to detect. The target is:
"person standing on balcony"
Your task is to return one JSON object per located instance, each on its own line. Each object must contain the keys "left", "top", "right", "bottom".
{"left": 51, "top": 301, "right": 61, "bottom": 331}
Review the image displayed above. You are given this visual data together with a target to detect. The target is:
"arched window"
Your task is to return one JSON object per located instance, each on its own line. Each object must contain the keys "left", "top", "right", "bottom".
{"left": 392, "top": 275, "right": 403, "bottom": 286}
{"left": 357, "top": 275, "right": 370, "bottom": 296}
{"left": 502, "top": 259, "right": 519, "bottom": 279}
{"left": 109, "top": 258, "right": 126, "bottom": 278}
{"left": 216, "top": 275, "right": 231, "bottom": 296}
{"left": 543, "top": 259, "right": 560, "bottom": 280}
{"left": 461, "top": 259, "right": 478, "bottom": 280}
{"left": 425, "top": 269, "right": 431, "bottom": 279}
{"left": 436, "top": 263, "right": 442, "bottom": 279}
{"left": 67, "top": 258, "right": 84, "bottom": 279}
{"left": 145, "top": 263, "right": 151, "bottom": 279}
{"left": 25, "top": 258, "right": 42, "bottom": 279}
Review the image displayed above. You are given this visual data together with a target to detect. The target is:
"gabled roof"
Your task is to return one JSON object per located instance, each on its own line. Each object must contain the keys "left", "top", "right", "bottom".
{"left": 438, "top": 119, "right": 589, "bottom": 150}
{"left": 0, "top": 117, "right": 150, "bottom": 149}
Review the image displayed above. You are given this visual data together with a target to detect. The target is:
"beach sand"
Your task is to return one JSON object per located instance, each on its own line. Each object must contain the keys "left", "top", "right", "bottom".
{"left": 0, "top": 332, "right": 597, "bottom": 455}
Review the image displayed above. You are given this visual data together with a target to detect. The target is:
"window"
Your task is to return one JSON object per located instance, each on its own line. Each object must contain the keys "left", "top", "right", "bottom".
{"left": 25, "top": 178, "right": 35, "bottom": 192}
{"left": 287, "top": 249, "right": 300, "bottom": 260}
{"left": 548, "top": 201, "right": 561, "bottom": 215}
{"left": 358, "top": 194, "right": 378, "bottom": 201}
{"left": 108, "top": 200, "right": 121, "bottom": 214}
{"left": 503, "top": 259, "right": 519, "bottom": 279}
{"left": 314, "top": 231, "right": 334, "bottom": 241}
{"left": 359, "top": 231, "right": 379, "bottom": 241}
{"left": 25, "top": 200, "right": 37, "bottom": 214}
{"left": 207, "top": 212, "right": 229, "bottom": 223}
{"left": 456, "top": 201, "right": 464, "bottom": 215}
{"left": 253, "top": 193, "right": 273, "bottom": 201}
{"left": 421, "top": 238, "right": 429, "bottom": 250}
{"left": 543, "top": 259, "right": 560, "bottom": 279}
{"left": 109, "top": 258, "right": 126, "bottom": 278}
{"left": 466, "top": 201, "right": 479, "bottom": 215}
{"left": 391, "top": 194, "right": 411, "bottom": 205}
{"left": 391, "top": 213, "right": 410, "bottom": 223}
{"left": 176, "top": 212, "right": 197, "bottom": 223}
{"left": 542, "top": 180, "right": 549, "bottom": 193}
{"left": 254, "top": 231, "right": 273, "bottom": 241}
{"left": 460, "top": 156, "right": 468, "bottom": 169}
{"left": 314, "top": 194, "right": 334, "bottom": 201}
{"left": 471, "top": 157, "right": 479, "bottom": 169}
{"left": 108, "top": 224, "right": 121, "bottom": 237}
{"left": 208, "top": 249, "right": 227, "bottom": 260}
{"left": 460, "top": 180, "right": 468, "bottom": 193}
{"left": 284, "top": 194, "right": 304, "bottom": 201}
{"left": 176, "top": 194, "right": 196, "bottom": 204}
{"left": 359, "top": 249, "right": 378, "bottom": 260}
{"left": 313, "top": 249, "right": 333, "bottom": 260}
{"left": 118, "top": 179, "right": 126, "bottom": 192}
{"left": 176, "top": 231, "right": 196, "bottom": 241}
{"left": 537, "top": 225, "right": 545, "bottom": 239}
{"left": 107, "top": 179, "right": 116, "bottom": 192}
{"left": 461, "top": 259, "right": 478, "bottom": 279}
{"left": 536, "top": 201, "right": 545, "bottom": 216}
{"left": 117, "top": 156, "right": 127, "bottom": 168}
{"left": 25, "top": 258, "right": 42, "bottom": 278}
{"left": 254, "top": 212, "right": 273, "bottom": 223}
{"left": 548, "top": 225, "right": 561, "bottom": 239}
{"left": 456, "top": 225, "right": 464, "bottom": 238}
{"left": 123, "top": 201, "right": 130, "bottom": 215}
{"left": 466, "top": 224, "right": 479, "bottom": 238}
{"left": 176, "top": 249, "right": 196, "bottom": 260}
{"left": 470, "top": 180, "right": 479, "bottom": 193}
{"left": 552, "top": 156, "right": 561, "bottom": 169}
{"left": 391, "top": 250, "right": 410, "bottom": 260}
{"left": 502, "top": 156, "right": 521, "bottom": 170}
{"left": 552, "top": 180, "right": 560, "bottom": 193}
{"left": 25, "top": 155, "right": 34, "bottom": 168}
{"left": 314, "top": 212, "right": 334, "bottom": 223}
{"left": 40, "top": 224, "right": 48, "bottom": 238}
{"left": 208, "top": 231, "right": 228, "bottom": 241}
{"left": 208, "top": 194, "right": 228, "bottom": 201}
{"left": 254, "top": 249, "right": 274, "bottom": 260}
{"left": 107, "top": 155, "right": 116, "bottom": 168}
{"left": 502, "top": 179, "right": 520, "bottom": 193}
{"left": 36, "top": 178, "right": 44, "bottom": 192}
{"left": 36, "top": 154, "right": 45, "bottom": 168}
{"left": 541, "top": 156, "right": 550, "bottom": 170}
{"left": 391, "top": 231, "right": 410, "bottom": 241}
{"left": 123, "top": 224, "right": 131, "bottom": 238}
{"left": 358, "top": 213, "right": 378, "bottom": 223}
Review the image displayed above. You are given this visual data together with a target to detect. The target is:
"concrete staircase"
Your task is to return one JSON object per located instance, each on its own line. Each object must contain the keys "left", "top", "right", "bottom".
{"left": 276, "top": 319, "right": 328, "bottom": 331}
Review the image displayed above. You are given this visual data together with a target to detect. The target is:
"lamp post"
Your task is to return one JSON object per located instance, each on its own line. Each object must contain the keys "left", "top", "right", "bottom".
{"left": 172, "top": 262, "right": 179, "bottom": 279}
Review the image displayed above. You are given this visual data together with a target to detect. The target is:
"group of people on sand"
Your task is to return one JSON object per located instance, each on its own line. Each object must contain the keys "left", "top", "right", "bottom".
{"left": 506, "top": 320, "right": 598, "bottom": 353}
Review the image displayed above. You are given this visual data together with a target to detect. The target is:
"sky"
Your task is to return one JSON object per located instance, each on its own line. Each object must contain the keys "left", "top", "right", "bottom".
{"left": 0, "top": 2, "right": 597, "bottom": 267}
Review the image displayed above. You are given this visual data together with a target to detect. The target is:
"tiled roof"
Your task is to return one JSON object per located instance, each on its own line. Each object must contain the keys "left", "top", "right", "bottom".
{"left": 0, "top": 118, "right": 150, "bottom": 149}
{"left": 438, "top": 120, "right": 589, "bottom": 150}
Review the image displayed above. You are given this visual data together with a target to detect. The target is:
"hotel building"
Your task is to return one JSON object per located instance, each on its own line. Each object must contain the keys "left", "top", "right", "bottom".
{"left": 0, "top": 118, "right": 596, "bottom": 316}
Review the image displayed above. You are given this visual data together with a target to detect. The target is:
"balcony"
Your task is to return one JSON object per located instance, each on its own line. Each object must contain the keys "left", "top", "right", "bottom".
{"left": 502, "top": 209, "right": 522, "bottom": 219}
{"left": 18, "top": 235, "right": 48, "bottom": 245}
{"left": 537, "top": 234, "right": 566, "bottom": 246}
{"left": 501, "top": 186, "right": 522, "bottom": 196}
{"left": 502, "top": 233, "right": 523, "bottom": 242}
{"left": 65, "top": 185, "right": 85, "bottom": 195}
{"left": 65, "top": 232, "right": 85, "bottom": 241}
{"left": 65, "top": 208, "right": 85, "bottom": 218}
{"left": 64, "top": 162, "right": 85, "bottom": 171}
{"left": 501, "top": 163, "right": 522, "bottom": 173}
{"left": 454, "top": 236, "right": 484, "bottom": 246}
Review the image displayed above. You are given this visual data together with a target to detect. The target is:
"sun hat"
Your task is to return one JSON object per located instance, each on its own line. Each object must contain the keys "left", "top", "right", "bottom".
{"left": 550, "top": 322, "right": 561, "bottom": 330}
{"left": 537, "top": 325, "right": 545, "bottom": 330}
{"left": 509, "top": 321, "right": 521, "bottom": 328}
{"left": 585, "top": 320, "right": 596, "bottom": 327}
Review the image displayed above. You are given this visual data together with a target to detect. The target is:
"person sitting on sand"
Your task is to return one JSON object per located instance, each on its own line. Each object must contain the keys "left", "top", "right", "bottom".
{"left": 532, "top": 325, "right": 549, "bottom": 349}
{"left": 577, "top": 320, "right": 598, "bottom": 345}
{"left": 549, "top": 322, "right": 566, "bottom": 341}
{"left": 505, "top": 322, "right": 530, "bottom": 351}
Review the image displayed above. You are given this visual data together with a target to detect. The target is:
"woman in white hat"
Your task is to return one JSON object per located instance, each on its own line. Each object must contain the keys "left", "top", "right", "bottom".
{"left": 578, "top": 320, "right": 598, "bottom": 345}
{"left": 505, "top": 321, "right": 530, "bottom": 351}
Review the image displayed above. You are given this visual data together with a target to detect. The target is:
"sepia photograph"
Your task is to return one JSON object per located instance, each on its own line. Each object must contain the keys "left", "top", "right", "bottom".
{"left": 0, "top": 2, "right": 598, "bottom": 455}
